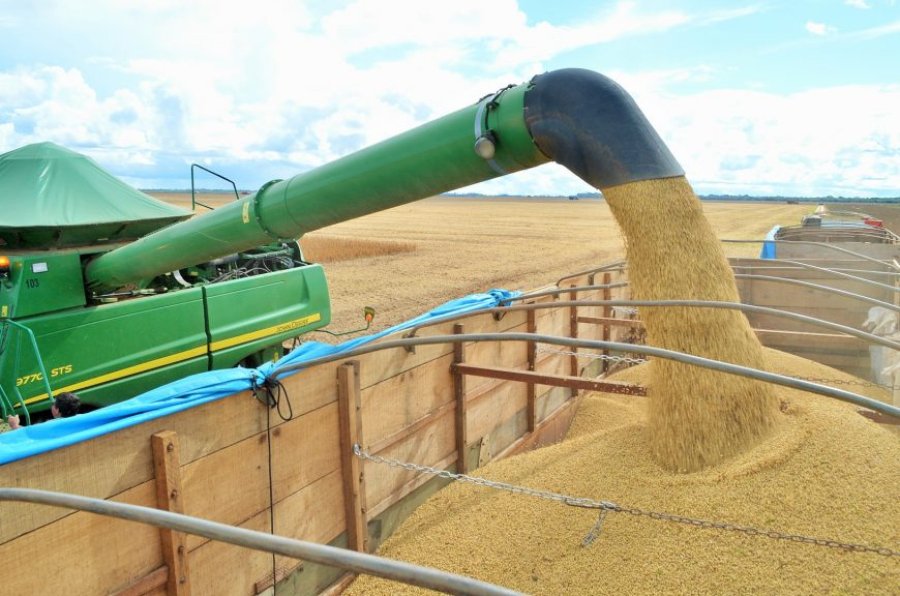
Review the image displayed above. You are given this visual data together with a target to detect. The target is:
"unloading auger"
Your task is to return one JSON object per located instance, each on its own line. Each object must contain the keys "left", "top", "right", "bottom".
{"left": 1, "top": 68, "right": 682, "bottom": 416}
{"left": 85, "top": 69, "right": 683, "bottom": 290}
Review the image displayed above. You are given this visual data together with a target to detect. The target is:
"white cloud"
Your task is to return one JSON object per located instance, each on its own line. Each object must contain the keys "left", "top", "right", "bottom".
{"left": 640, "top": 84, "right": 900, "bottom": 197}
{"left": 805, "top": 21, "right": 837, "bottom": 36}
{"left": 845, "top": 19, "right": 900, "bottom": 40}
{"left": 844, "top": 0, "right": 871, "bottom": 8}
{"left": 1, "top": 1, "right": 895, "bottom": 198}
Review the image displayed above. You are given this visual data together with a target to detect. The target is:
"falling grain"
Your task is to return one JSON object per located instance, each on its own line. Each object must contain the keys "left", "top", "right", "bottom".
{"left": 603, "top": 176, "right": 779, "bottom": 471}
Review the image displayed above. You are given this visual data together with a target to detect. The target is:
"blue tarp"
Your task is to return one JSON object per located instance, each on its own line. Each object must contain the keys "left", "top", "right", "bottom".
{"left": 760, "top": 225, "right": 779, "bottom": 259}
{"left": 0, "top": 289, "right": 519, "bottom": 465}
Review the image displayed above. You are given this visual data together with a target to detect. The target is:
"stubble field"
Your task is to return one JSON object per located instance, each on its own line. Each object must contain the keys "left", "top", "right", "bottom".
{"left": 151, "top": 191, "right": 810, "bottom": 334}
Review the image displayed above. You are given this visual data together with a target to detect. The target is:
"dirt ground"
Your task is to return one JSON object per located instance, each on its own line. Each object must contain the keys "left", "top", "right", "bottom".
{"left": 151, "top": 192, "right": 810, "bottom": 334}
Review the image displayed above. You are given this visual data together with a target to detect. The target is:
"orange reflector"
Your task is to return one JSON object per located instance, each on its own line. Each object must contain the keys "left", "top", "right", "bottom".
{"left": 0, "top": 256, "right": 9, "bottom": 270}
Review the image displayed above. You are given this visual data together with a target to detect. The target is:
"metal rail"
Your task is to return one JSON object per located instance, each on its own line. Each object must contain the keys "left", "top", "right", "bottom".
{"left": 554, "top": 257, "right": 900, "bottom": 289}
{"left": 720, "top": 238, "right": 899, "bottom": 269}
{"left": 530, "top": 275, "right": 899, "bottom": 314}
{"left": 272, "top": 332, "right": 900, "bottom": 419}
{"left": 396, "top": 297, "right": 900, "bottom": 352}
{"left": 556, "top": 260, "right": 626, "bottom": 287}
{"left": 0, "top": 488, "right": 521, "bottom": 596}
{"left": 732, "top": 273, "right": 900, "bottom": 312}
{"left": 728, "top": 263, "right": 900, "bottom": 278}
{"left": 731, "top": 259, "right": 899, "bottom": 293}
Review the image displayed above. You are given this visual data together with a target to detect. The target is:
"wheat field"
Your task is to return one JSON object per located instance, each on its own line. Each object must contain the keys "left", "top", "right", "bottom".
{"left": 151, "top": 192, "right": 809, "bottom": 335}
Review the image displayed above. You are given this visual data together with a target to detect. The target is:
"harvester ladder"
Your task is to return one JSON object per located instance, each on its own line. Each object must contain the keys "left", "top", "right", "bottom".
{"left": 0, "top": 319, "right": 54, "bottom": 425}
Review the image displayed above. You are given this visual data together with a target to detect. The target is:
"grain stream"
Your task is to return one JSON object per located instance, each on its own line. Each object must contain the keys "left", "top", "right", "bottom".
{"left": 604, "top": 176, "right": 779, "bottom": 472}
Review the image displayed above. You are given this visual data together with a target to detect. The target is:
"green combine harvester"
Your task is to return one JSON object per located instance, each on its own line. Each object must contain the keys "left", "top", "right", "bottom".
{"left": 0, "top": 68, "right": 683, "bottom": 423}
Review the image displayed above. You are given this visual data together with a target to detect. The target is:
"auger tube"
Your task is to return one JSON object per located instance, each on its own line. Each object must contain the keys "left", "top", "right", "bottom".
{"left": 85, "top": 68, "right": 683, "bottom": 291}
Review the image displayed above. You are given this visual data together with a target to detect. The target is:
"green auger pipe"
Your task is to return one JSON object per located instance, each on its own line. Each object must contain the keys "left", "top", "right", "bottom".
{"left": 85, "top": 69, "right": 683, "bottom": 292}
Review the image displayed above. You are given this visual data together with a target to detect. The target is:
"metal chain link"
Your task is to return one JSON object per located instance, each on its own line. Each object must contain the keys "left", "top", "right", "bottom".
{"left": 537, "top": 352, "right": 897, "bottom": 391}
{"left": 536, "top": 347, "right": 648, "bottom": 365}
{"left": 792, "top": 375, "right": 900, "bottom": 392}
{"left": 354, "top": 445, "right": 899, "bottom": 557}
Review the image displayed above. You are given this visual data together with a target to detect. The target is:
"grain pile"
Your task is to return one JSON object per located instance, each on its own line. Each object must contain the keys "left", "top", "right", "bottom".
{"left": 348, "top": 349, "right": 900, "bottom": 594}
{"left": 603, "top": 177, "right": 779, "bottom": 471}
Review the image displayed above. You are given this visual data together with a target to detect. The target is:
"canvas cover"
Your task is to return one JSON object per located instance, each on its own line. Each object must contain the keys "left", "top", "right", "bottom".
{"left": 0, "top": 142, "right": 190, "bottom": 248}
{"left": 0, "top": 289, "right": 520, "bottom": 464}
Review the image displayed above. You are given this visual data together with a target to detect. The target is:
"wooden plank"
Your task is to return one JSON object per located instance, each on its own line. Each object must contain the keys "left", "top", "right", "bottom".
{"left": 453, "top": 323, "right": 468, "bottom": 474}
{"left": 526, "top": 308, "right": 537, "bottom": 432}
{"left": 111, "top": 566, "right": 169, "bottom": 596}
{"left": 753, "top": 328, "right": 865, "bottom": 351}
{"left": 320, "top": 573, "right": 357, "bottom": 596}
{"left": 364, "top": 407, "right": 456, "bottom": 507}
{"left": 578, "top": 316, "right": 645, "bottom": 328}
{"left": 535, "top": 300, "right": 568, "bottom": 338}
{"left": 357, "top": 309, "right": 528, "bottom": 389}
{"left": 0, "top": 390, "right": 266, "bottom": 544}
{"left": 368, "top": 400, "right": 456, "bottom": 455}
{"left": 273, "top": 469, "right": 347, "bottom": 578}
{"left": 270, "top": 402, "right": 342, "bottom": 503}
{"left": 569, "top": 286, "right": 579, "bottom": 396}
{"left": 338, "top": 361, "right": 368, "bottom": 553}
{"left": 151, "top": 431, "right": 191, "bottom": 595}
{"left": 184, "top": 510, "right": 272, "bottom": 596}
{"left": 0, "top": 482, "right": 162, "bottom": 595}
{"left": 360, "top": 353, "right": 454, "bottom": 447}
{"left": 463, "top": 321, "right": 529, "bottom": 393}
{"left": 748, "top": 280, "right": 880, "bottom": 311}
{"left": 602, "top": 272, "right": 612, "bottom": 374}
{"left": 467, "top": 378, "right": 528, "bottom": 443}
{"left": 748, "top": 312, "right": 873, "bottom": 333}
{"left": 453, "top": 364, "right": 648, "bottom": 396}
{"left": 271, "top": 362, "right": 341, "bottom": 426}
{"left": 367, "top": 452, "right": 457, "bottom": 519}
{"left": 181, "top": 429, "right": 272, "bottom": 552}
{"left": 495, "top": 394, "right": 584, "bottom": 460}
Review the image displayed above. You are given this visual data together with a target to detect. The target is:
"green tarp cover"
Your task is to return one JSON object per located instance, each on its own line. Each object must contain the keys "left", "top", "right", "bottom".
{"left": 0, "top": 142, "right": 190, "bottom": 248}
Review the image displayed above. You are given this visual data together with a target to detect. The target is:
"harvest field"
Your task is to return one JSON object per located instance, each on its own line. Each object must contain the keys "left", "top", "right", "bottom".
{"left": 153, "top": 191, "right": 809, "bottom": 334}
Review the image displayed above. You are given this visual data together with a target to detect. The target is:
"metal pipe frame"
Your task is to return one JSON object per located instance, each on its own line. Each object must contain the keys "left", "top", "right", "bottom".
{"left": 732, "top": 273, "right": 900, "bottom": 312}
{"left": 555, "top": 259, "right": 626, "bottom": 287}
{"left": 731, "top": 259, "right": 899, "bottom": 294}
{"left": 0, "top": 488, "right": 521, "bottom": 596}
{"left": 553, "top": 258, "right": 900, "bottom": 290}
{"left": 720, "top": 238, "right": 899, "bottom": 269}
{"left": 272, "top": 332, "right": 900, "bottom": 419}
{"left": 398, "top": 299, "right": 900, "bottom": 352}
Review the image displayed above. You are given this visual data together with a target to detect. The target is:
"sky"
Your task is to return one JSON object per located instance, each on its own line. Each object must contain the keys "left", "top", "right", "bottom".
{"left": 0, "top": 0, "right": 898, "bottom": 198}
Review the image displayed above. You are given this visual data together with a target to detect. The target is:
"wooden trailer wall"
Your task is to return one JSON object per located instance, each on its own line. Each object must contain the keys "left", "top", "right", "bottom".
{"left": 0, "top": 269, "right": 635, "bottom": 596}
{"left": 731, "top": 257, "right": 897, "bottom": 380}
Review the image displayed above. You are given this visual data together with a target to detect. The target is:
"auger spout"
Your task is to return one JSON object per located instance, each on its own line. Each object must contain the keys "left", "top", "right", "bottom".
{"left": 85, "top": 68, "right": 683, "bottom": 291}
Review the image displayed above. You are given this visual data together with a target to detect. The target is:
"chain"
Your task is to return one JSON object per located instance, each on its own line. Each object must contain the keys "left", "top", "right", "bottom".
{"left": 791, "top": 376, "right": 899, "bottom": 392}
{"left": 353, "top": 444, "right": 615, "bottom": 509}
{"left": 353, "top": 445, "right": 899, "bottom": 557}
{"left": 536, "top": 347, "right": 648, "bottom": 365}
{"left": 536, "top": 353, "right": 896, "bottom": 391}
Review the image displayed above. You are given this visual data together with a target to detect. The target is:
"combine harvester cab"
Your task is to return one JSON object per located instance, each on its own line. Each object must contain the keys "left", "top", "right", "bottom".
{"left": 0, "top": 142, "right": 330, "bottom": 418}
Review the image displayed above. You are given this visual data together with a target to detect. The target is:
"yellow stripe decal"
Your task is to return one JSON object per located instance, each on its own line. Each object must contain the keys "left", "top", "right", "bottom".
{"left": 22, "top": 345, "right": 209, "bottom": 406}
{"left": 210, "top": 313, "right": 322, "bottom": 352}
{"left": 19, "top": 312, "right": 322, "bottom": 407}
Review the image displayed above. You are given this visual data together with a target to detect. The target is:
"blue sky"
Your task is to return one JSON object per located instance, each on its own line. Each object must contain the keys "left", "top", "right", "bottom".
{"left": 1, "top": 0, "right": 898, "bottom": 197}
